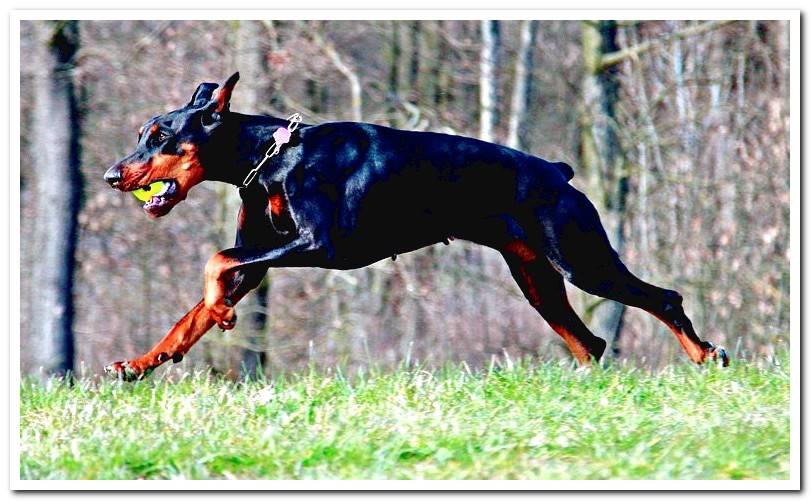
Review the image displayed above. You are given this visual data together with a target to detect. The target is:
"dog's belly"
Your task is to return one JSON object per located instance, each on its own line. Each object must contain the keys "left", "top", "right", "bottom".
{"left": 326, "top": 179, "right": 520, "bottom": 268}
{"left": 327, "top": 215, "right": 449, "bottom": 269}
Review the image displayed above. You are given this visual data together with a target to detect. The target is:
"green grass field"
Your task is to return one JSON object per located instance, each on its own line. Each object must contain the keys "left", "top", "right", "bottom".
{"left": 19, "top": 352, "right": 790, "bottom": 480}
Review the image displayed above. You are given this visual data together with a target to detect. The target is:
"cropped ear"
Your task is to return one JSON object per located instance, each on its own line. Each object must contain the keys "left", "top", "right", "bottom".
{"left": 213, "top": 72, "right": 240, "bottom": 113}
{"left": 187, "top": 82, "right": 219, "bottom": 107}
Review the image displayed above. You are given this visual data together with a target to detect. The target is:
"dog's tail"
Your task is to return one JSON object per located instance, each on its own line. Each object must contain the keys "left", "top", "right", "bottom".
{"left": 550, "top": 161, "right": 575, "bottom": 182}
{"left": 552, "top": 162, "right": 574, "bottom": 181}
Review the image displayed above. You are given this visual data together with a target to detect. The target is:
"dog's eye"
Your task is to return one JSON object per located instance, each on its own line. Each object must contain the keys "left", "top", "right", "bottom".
{"left": 149, "top": 130, "right": 171, "bottom": 147}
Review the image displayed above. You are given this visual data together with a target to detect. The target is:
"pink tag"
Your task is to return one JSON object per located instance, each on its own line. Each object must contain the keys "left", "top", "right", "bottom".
{"left": 273, "top": 127, "right": 291, "bottom": 145}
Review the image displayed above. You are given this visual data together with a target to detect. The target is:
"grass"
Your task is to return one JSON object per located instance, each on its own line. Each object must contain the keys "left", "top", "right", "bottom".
{"left": 19, "top": 351, "right": 790, "bottom": 480}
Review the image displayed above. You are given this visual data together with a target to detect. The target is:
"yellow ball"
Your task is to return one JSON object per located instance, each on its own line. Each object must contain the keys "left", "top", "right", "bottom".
{"left": 131, "top": 181, "right": 167, "bottom": 202}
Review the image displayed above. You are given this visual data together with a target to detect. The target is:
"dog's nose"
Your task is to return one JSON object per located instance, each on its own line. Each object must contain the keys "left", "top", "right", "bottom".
{"left": 104, "top": 166, "right": 123, "bottom": 187}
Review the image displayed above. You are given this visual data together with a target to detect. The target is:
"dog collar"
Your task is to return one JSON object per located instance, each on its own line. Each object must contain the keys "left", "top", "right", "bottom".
{"left": 242, "top": 112, "right": 302, "bottom": 188}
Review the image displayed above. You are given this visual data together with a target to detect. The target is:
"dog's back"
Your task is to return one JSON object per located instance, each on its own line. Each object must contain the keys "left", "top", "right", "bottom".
{"left": 297, "top": 122, "right": 574, "bottom": 216}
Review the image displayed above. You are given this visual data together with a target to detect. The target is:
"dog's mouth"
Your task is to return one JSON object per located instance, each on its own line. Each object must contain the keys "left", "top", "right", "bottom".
{"left": 130, "top": 179, "right": 180, "bottom": 218}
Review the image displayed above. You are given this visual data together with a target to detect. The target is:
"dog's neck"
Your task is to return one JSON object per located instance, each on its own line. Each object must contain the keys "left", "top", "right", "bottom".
{"left": 202, "top": 112, "right": 297, "bottom": 187}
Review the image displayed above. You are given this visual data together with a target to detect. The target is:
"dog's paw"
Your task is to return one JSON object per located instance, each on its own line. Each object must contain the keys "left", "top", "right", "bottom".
{"left": 104, "top": 360, "right": 145, "bottom": 382}
{"left": 217, "top": 312, "right": 237, "bottom": 331}
{"left": 209, "top": 303, "right": 238, "bottom": 331}
{"left": 156, "top": 352, "right": 184, "bottom": 364}
{"left": 706, "top": 342, "right": 730, "bottom": 367}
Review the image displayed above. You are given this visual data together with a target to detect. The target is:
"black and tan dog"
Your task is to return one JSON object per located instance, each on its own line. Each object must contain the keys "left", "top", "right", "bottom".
{"left": 103, "top": 72, "right": 728, "bottom": 380}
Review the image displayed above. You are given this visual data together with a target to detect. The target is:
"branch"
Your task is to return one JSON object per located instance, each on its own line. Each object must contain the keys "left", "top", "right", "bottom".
{"left": 259, "top": 20, "right": 279, "bottom": 51}
{"left": 599, "top": 20, "right": 737, "bottom": 69}
{"left": 301, "top": 21, "right": 363, "bottom": 122}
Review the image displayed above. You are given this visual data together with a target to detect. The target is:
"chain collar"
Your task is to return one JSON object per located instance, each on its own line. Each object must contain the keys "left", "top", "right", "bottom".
{"left": 242, "top": 113, "right": 303, "bottom": 188}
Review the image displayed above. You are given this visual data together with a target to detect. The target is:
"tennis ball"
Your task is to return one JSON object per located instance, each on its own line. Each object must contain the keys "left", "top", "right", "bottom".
{"left": 131, "top": 181, "right": 168, "bottom": 202}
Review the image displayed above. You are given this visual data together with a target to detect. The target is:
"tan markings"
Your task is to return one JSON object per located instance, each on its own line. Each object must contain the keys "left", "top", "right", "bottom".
{"left": 118, "top": 142, "right": 205, "bottom": 201}
{"left": 647, "top": 309, "right": 708, "bottom": 364}
{"left": 504, "top": 240, "right": 538, "bottom": 264}
{"left": 518, "top": 266, "right": 542, "bottom": 307}
{"left": 203, "top": 252, "right": 243, "bottom": 329}
{"left": 180, "top": 143, "right": 196, "bottom": 170}
{"left": 205, "top": 252, "right": 242, "bottom": 283}
{"left": 215, "top": 86, "right": 233, "bottom": 113}
{"left": 237, "top": 205, "right": 247, "bottom": 230}
{"left": 129, "top": 300, "right": 216, "bottom": 373}
{"left": 268, "top": 193, "right": 284, "bottom": 217}
{"left": 204, "top": 252, "right": 242, "bottom": 308}
{"left": 519, "top": 263, "right": 594, "bottom": 365}
{"left": 546, "top": 320, "right": 593, "bottom": 364}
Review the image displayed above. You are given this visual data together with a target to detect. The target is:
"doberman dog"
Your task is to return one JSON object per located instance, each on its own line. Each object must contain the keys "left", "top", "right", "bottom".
{"left": 103, "top": 72, "right": 728, "bottom": 380}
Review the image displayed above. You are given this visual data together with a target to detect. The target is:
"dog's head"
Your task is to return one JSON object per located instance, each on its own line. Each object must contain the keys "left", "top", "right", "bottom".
{"left": 103, "top": 72, "right": 240, "bottom": 218}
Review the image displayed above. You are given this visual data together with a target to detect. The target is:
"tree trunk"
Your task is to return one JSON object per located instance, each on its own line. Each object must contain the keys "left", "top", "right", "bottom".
{"left": 387, "top": 21, "right": 402, "bottom": 125}
{"left": 579, "top": 20, "right": 627, "bottom": 357}
{"left": 479, "top": 20, "right": 500, "bottom": 142}
{"left": 30, "top": 20, "right": 81, "bottom": 377}
{"left": 507, "top": 20, "right": 539, "bottom": 151}
{"left": 233, "top": 20, "right": 269, "bottom": 378}
{"left": 435, "top": 21, "right": 452, "bottom": 115}
{"left": 305, "top": 79, "right": 327, "bottom": 114}
{"left": 578, "top": 20, "right": 739, "bottom": 358}
{"left": 307, "top": 22, "right": 362, "bottom": 121}
{"left": 475, "top": 20, "right": 503, "bottom": 351}
{"left": 407, "top": 21, "right": 421, "bottom": 102}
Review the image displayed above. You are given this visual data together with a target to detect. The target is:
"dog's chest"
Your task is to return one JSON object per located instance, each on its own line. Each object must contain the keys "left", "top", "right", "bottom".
{"left": 263, "top": 183, "right": 296, "bottom": 236}
{"left": 237, "top": 183, "right": 297, "bottom": 244}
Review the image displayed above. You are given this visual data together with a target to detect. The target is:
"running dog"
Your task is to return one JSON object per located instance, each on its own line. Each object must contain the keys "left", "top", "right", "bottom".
{"left": 103, "top": 72, "right": 728, "bottom": 380}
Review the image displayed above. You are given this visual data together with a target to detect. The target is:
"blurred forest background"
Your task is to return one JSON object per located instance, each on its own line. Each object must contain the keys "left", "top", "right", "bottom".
{"left": 19, "top": 19, "right": 790, "bottom": 377}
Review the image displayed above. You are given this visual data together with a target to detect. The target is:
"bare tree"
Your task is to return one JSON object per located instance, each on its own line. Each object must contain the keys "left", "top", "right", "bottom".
{"left": 306, "top": 22, "right": 363, "bottom": 121}
{"left": 507, "top": 20, "right": 539, "bottom": 150}
{"left": 579, "top": 20, "right": 627, "bottom": 356}
{"left": 579, "top": 19, "right": 739, "bottom": 356}
{"left": 233, "top": 20, "right": 270, "bottom": 378}
{"left": 30, "top": 20, "right": 82, "bottom": 377}
{"left": 479, "top": 20, "right": 500, "bottom": 142}
{"left": 407, "top": 21, "right": 421, "bottom": 100}
{"left": 387, "top": 20, "right": 402, "bottom": 124}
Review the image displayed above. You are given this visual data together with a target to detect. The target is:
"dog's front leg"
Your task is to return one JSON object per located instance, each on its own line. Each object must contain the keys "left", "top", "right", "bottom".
{"left": 105, "top": 237, "right": 315, "bottom": 381}
{"left": 203, "top": 237, "right": 315, "bottom": 330}
{"left": 104, "top": 300, "right": 216, "bottom": 381}
{"left": 104, "top": 264, "right": 269, "bottom": 381}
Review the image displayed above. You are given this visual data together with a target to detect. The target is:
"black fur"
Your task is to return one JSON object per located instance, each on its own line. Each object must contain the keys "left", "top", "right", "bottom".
{"left": 102, "top": 72, "right": 728, "bottom": 371}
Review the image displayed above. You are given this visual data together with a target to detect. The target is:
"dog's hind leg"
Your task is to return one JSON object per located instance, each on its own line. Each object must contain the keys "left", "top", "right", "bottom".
{"left": 501, "top": 242, "right": 606, "bottom": 365}
{"left": 539, "top": 187, "right": 728, "bottom": 366}
{"left": 572, "top": 269, "right": 728, "bottom": 366}
{"left": 460, "top": 214, "right": 605, "bottom": 365}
